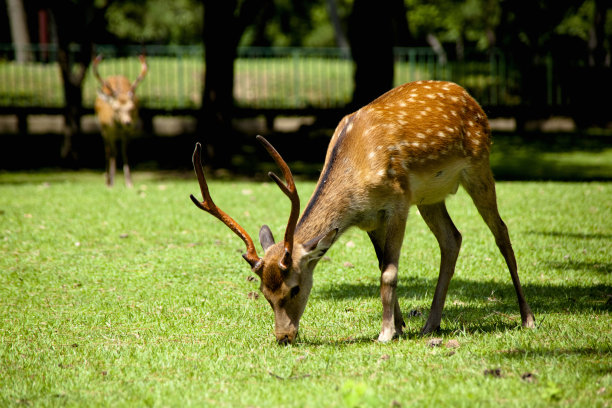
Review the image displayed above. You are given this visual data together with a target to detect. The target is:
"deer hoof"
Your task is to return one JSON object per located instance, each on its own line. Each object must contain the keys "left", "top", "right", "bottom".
{"left": 377, "top": 329, "right": 396, "bottom": 343}
{"left": 522, "top": 314, "right": 536, "bottom": 329}
{"left": 420, "top": 322, "right": 441, "bottom": 336}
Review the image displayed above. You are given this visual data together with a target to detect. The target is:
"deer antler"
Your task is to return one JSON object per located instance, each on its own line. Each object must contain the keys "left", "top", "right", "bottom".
{"left": 256, "top": 135, "right": 300, "bottom": 270}
{"left": 129, "top": 54, "right": 148, "bottom": 96}
{"left": 190, "top": 143, "right": 262, "bottom": 271}
{"left": 92, "top": 54, "right": 116, "bottom": 97}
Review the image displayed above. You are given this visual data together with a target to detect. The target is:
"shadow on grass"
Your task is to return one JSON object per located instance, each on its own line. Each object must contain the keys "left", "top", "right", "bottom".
{"left": 294, "top": 274, "right": 612, "bottom": 346}
{"left": 489, "top": 133, "right": 612, "bottom": 181}
{"left": 2, "top": 130, "right": 612, "bottom": 181}
{"left": 545, "top": 260, "right": 611, "bottom": 274}
{"left": 526, "top": 230, "right": 612, "bottom": 240}
{"left": 491, "top": 346, "right": 612, "bottom": 358}
{"left": 316, "top": 277, "right": 612, "bottom": 315}
{"left": 299, "top": 321, "right": 522, "bottom": 347}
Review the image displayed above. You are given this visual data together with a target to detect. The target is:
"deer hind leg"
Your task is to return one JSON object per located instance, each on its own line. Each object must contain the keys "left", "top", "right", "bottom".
{"left": 460, "top": 161, "right": 535, "bottom": 328}
{"left": 368, "top": 209, "right": 408, "bottom": 342}
{"left": 417, "top": 201, "right": 462, "bottom": 334}
{"left": 121, "top": 135, "right": 133, "bottom": 188}
{"left": 103, "top": 134, "right": 117, "bottom": 187}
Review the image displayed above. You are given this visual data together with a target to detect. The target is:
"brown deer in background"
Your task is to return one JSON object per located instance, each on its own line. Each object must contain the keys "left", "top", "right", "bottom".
{"left": 190, "top": 80, "right": 535, "bottom": 344}
{"left": 93, "top": 54, "right": 148, "bottom": 187}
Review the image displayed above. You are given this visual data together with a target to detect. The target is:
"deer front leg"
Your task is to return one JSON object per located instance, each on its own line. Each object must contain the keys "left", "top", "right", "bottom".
{"left": 370, "top": 211, "right": 407, "bottom": 342}
{"left": 103, "top": 134, "right": 117, "bottom": 187}
{"left": 121, "top": 135, "right": 133, "bottom": 188}
{"left": 368, "top": 230, "right": 404, "bottom": 341}
{"left": 418, "top": 202, "right": 462, "bottom": 334}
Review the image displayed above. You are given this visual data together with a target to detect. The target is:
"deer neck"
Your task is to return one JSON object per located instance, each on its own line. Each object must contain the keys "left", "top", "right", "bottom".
{"left": 295, "top": 180, "right": 354, "bottom": 244}
{"left": 295, "top": 114, "right": 364, "bottom": 244}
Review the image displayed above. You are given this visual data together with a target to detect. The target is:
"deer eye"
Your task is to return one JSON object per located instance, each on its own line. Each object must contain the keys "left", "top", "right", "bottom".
{"left": 290, "top": 286, "right": 300, "bottom": 298}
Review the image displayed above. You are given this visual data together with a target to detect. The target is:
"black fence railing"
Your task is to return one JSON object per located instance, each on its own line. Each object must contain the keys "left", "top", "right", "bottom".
{"left": 0, "top": 44, "right": 565, "bottom": 115}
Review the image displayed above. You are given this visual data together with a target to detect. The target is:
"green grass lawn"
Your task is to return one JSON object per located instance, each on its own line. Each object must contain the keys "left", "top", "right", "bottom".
{"left": 1, "top": 171, "right": 610, "bottom": 407}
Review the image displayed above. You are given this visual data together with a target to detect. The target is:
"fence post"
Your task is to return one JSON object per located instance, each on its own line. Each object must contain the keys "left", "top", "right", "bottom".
{"left": 409, "top": 49, "right": 416, "bottom": 81}
{"left": 177, "top": 51, "right": 185, "bottom": 107}
{"left": 293, "top": 49, "right": 300, "bottom": 108}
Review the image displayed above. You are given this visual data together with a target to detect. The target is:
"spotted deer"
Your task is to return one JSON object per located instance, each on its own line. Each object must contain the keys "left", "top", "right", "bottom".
{"left": 93, "top": 54, "right": 148, "bottom": 187}
{"left": 190, "top": 80, "right": 535, "bottom": 344}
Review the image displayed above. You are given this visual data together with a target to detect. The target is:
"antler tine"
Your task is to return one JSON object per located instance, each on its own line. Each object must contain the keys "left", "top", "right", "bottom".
{"left": 92, "top": 54, "right": 116, "bottom": 97}
{"left": 129, "top": 54, "right": 148, "bottom": 95}
{"left": 190, "top": 143, "right": 262, "bottom": 270}
{"left": 256, "top": 135, "right": 300, "bottom": 268}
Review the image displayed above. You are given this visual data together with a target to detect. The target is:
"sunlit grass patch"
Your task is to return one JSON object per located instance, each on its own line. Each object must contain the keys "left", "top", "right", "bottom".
{"left": 1, "top": 172, "right": 610, "bottom": 407}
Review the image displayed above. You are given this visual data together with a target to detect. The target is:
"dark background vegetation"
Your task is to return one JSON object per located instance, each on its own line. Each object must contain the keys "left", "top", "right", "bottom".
{"left": 0, "top": 0, "right": 610, "bottom": 178}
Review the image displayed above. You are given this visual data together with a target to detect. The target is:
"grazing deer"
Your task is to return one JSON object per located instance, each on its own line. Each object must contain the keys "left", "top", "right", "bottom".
{"left": 93, "top": 54, "right": 148, "bottom": 187}
{"left": 190, "top": 80, "right": 535, "bottom": 344}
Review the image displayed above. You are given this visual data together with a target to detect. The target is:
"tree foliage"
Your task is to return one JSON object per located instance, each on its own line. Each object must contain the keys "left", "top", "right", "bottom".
{"left": 93, "top": 0, "right": 611, "bottom": 66}
{"left": 239, "top": 0, "right": 352, "bottom": 47}
{"left": 105, "top": 0, "right": 202, "bottom": 44}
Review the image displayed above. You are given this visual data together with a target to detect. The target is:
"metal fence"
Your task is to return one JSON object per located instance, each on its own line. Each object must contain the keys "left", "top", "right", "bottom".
{"left": 0, "top": 44, "right": 553, "bottom": 113}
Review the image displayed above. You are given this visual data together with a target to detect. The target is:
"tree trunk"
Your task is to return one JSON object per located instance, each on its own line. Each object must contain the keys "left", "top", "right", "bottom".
{"left": 6, "top": 0, "right": 32, "bottom": 63}
{"left": 56, "top": 47, "right": 87, "bottom": 162}
{"left": 583, "top": 0, "right": 611, "bottom": 126}
{"left": 589, "top": 0, "right": 608, "bottom": 68}
{"left": 426, "top": 33, "right": 447, "bottom": 65}
{"left": 198, "top": 0, "right": 239, "bottom": 167}
{"left": 48, "top": 2, "right": 96, "bottom": 162}
{"left": 348, "top": 0, "right": 395, "bottom": 109}
{"left": 198, "top": 0, "right": 271, "bottom": 167}
{"left": 326, "top": 0, "right": 349, "bottom": 50}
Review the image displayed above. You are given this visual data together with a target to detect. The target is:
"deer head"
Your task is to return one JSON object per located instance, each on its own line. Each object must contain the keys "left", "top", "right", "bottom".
{"left": 190, "top": 136, "right": 336, "bottom": 344}
{"left": 92, "top": 54, "right": 148, "bottom": 126}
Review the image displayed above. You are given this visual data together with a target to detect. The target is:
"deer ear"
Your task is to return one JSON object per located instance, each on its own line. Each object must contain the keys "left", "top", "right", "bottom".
{"left": 303, "top": 228, "right": 337, "bottom": 260}
{"left": 259, "top": 225, "right": 275, "bottom": 251}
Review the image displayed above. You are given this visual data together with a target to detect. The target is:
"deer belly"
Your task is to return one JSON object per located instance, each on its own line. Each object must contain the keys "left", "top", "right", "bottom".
{"left": 408, "top": 159, "right": 467, "bottom": 206}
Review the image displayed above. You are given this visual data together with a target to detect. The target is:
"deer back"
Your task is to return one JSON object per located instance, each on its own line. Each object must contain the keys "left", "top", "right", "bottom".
{"left": 296, "top": 80, "right": 491, "bottom": 240}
